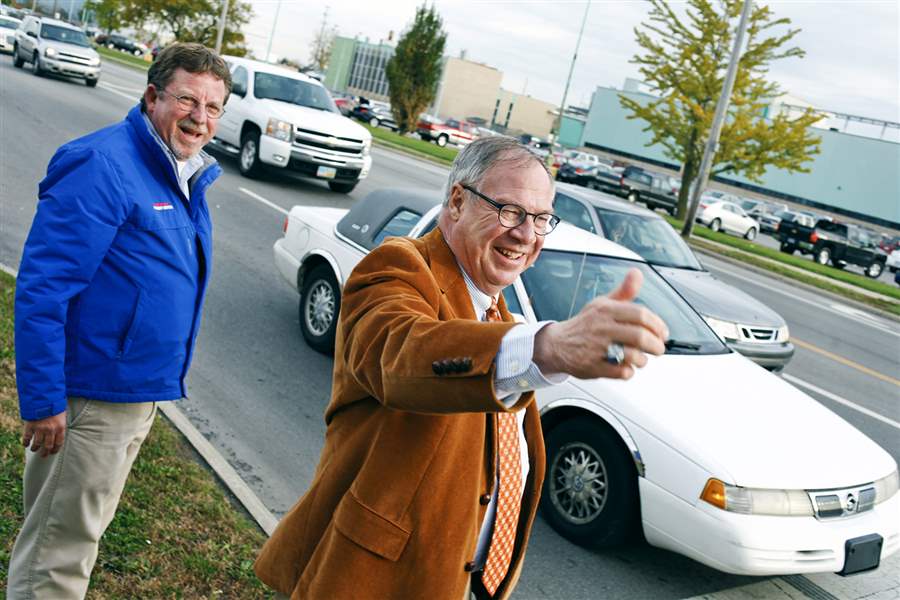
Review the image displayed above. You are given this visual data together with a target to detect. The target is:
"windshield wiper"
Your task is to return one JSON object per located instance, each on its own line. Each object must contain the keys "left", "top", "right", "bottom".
{"left": 665, "top": 339, "right": 702, "bottom": 351}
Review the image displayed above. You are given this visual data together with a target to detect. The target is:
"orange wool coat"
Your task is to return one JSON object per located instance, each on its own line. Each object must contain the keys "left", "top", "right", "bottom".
{"left": 254, "top": 229, "right": 546, "bottom": 600}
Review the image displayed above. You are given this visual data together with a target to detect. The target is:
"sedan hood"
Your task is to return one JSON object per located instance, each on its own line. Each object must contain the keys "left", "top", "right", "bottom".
{"left": 46, "top": 40, "right": 98, "bottom": 59}
{"left": 567, "top": 352, "right": 896, "bottom": 490}
{"left": 259, "top": 100, "right": 371, "bottom": 142}
{"left": 656, "top": 266, "right": 784, "bottom": 327}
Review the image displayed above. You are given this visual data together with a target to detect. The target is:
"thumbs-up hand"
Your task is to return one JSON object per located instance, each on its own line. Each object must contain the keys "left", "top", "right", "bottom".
{"left": 533, "top": 268, "right": 669, "bottom": 380}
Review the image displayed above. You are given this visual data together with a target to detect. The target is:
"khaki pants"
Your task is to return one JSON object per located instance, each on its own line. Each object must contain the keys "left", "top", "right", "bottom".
{"left": 7, "top": 398, "right": 157, "bottom": 600}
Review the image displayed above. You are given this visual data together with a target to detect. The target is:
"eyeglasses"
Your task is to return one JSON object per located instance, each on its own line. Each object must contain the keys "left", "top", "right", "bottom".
{"left": 461, "top": 184, "right": 559, "bottom": 235}
{"left": 158, "top": 89, "right": 225, "bottom": 119}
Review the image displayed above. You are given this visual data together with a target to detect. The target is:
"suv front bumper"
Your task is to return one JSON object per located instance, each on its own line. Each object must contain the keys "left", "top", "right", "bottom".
{"left": 259, "top": 134, "right": 371, "bottom": 183}
{"left": 40, "top": 56, "right": 100, "bottom": 80}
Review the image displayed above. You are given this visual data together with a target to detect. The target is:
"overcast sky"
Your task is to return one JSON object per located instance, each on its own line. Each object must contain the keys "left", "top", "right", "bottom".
{"left": 242, "top": 1, "right": 899, "bottom": 137}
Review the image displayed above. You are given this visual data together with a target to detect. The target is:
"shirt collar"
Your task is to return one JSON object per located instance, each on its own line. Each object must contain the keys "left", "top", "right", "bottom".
{"left": 458, "top": 262, "right": 495, "bottom": 319}
{"left": 141, "top": 111, "right": 204, "bottom": 188}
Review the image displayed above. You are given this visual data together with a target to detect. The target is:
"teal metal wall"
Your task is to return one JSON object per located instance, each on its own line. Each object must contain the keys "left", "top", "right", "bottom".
{"left": 559, "top": 115, "right": 585, "bottom": 148}
{"left": 582, "top": 87, "right": 900, "bottom": 226}
{"left": 323, "top": 37, "right": 355, "bottom": 92}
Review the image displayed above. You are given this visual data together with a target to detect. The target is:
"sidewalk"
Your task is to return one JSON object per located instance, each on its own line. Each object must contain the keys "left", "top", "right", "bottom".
{"left": 687, "top": 551, "right": 899, "bottom": 600}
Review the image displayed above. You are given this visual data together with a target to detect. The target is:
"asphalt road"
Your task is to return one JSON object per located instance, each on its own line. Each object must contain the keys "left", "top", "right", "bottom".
{"left": 2, "top": 54, "right": 899, "bottom": 599}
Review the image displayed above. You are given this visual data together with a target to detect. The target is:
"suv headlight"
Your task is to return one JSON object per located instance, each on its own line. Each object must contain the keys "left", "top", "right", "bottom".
{"left": 265, "top": 118, "right": 293, "bottom": 142}
{"left": 89, "top": 56, "right": 101, "bottom": 66}
{"left": 703, "top": 316, "right": 739, "bottom": 342}
{"left": 45, "top": 47, "right": 57, "bottom": 57}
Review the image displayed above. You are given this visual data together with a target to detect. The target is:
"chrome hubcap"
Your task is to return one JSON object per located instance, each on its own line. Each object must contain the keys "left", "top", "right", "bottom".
{"left": 241, "top": 140, "right": 257, "bottom": 170}
{"left": 550, "top": 442, "right": 608, "bottom": 525}
{"left": 305, "top": 280, "right": 335, "bottom": 336}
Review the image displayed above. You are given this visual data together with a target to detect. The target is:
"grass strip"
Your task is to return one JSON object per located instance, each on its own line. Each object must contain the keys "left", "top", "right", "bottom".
{"left": 95, "top": 45, "right": 151, "bottom": 71}
{"left": 364, "top": 123, "right": 458, "bottom": 164}
{"left": 0, "top": 271, "right": 272, "bottom": 598}
{"left": 664, "top": 216, "right": 900, "bottom": 301}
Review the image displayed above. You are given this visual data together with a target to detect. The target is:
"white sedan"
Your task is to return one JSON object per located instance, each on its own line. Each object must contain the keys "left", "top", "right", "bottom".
{"left": 273, "top": 189, "right": 899, "bottom": 576}
{"left": 697, "top": 198, "right": 760, "bottom": 240}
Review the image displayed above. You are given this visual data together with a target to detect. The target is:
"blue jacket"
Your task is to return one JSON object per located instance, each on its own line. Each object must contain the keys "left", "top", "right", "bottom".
{"left": 15, "top": 105, "right": 221, "bottom": 420}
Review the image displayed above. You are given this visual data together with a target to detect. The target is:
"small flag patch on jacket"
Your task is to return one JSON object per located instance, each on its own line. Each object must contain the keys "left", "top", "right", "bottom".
{"left": 153, "top": 202, "right": 174, "bottom": 211}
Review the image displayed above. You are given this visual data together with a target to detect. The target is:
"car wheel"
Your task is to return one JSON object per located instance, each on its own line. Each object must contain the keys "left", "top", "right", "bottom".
{"left": 865, "top": 261, "right": 884, "bottom": 279}
{"left": 816, "top": 247, "right": 831, "bottom": 266}
{"left": 31, "top": 52, "right": 42, "bottom": 76}
{"left": 744, "top": 227, "right": 757, "bottom": 241}
{"left": 709, "top": 218, "right": 721, "bottom": 233}
{"left": 133, "top": 49, "right": 141, "bottom": 56}
{"left": 779, "top": 241, "right": 795, "bottom": 254}
{"left": 299, "top": 264, "right": 341, "bottom": 354}
{"left": 106, "top": 42, "right": 114, "bottom": 48}
{"left": 369, "top": 117, "right": 380, "bottom": 128}
{"left": 436, "top": 134, "right": 448, "bottom": 147}
{"left": 13, "top": 45, "right": 24, "bottom": 68}
{"left": 540, "top": 418, "right": 639, "bottom": 549}
{"left": 239, "top": 130, "right": 264, "bottom": 178}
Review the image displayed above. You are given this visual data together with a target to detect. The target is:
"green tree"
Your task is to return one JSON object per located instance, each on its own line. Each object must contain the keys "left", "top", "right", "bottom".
{"left": 123, "top": 0, "right": 253, "bottom": 55}
{"left": 83, "top": 0, "right": 125, "bottom": 34}
{"left": 385, "top": 4, "right": 447, "bottom": 133}
{"left": 620, "top": 0, "right": 822, "bottom": 219}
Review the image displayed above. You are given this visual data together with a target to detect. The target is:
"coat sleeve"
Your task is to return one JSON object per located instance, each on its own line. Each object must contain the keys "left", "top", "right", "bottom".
{"left": 334, "top": 237, "right": 532, "bottom": 416}
{"left": 15, "top": 147, "right": 130, "bottom": 420}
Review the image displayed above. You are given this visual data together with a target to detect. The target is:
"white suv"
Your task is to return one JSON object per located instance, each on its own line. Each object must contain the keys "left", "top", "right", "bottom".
{"left": 211, "top": 56, "right": 372, "bottom": 193}
{"left": 13, "top": 16, "right": 101, "bottom": 86}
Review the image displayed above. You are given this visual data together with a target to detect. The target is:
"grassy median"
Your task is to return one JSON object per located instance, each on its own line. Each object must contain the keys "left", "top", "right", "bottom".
{"left": 95, "top": 46, "right": 151, "bottom": 71}
{"left": 0, "top": 272, "right": 272, "bottom": 598}
{"left": 364, "top": 123, "right": 459, "bottom": 164}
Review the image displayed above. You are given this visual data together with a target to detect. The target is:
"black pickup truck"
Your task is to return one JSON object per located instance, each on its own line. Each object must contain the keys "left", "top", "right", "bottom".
{"left": 777, "top": 216, "right": 887, "bottom": 278}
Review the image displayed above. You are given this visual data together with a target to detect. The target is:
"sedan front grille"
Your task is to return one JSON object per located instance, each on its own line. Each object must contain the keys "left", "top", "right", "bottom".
{"left": 739, "top": 326, "right": 779, "bottom": 342}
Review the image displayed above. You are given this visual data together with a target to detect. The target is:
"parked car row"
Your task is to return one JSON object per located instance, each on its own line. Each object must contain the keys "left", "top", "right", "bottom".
{"left": 777, "top": 216, "right": 888, "bottom": 278}
{"left": 270, "top": 187, "right": 899, "bottom": 579}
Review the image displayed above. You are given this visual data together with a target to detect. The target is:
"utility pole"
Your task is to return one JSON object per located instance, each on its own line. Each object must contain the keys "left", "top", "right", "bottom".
{"left": 265, "top": 0, "right": 282, "bottom": 63}
{"left": 215, "top": 0, "right": 229, "bottom": 54}
{"left": 681, "top": 0, "right": 753, "bottom": 239}
{"left": 553, "top": 0, "right": 591, "bottom": 145}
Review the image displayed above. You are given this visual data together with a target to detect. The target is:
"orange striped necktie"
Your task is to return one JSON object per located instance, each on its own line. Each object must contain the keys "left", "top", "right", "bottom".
{"left": 482, "top": 296, "right": 523, "bottom": 595}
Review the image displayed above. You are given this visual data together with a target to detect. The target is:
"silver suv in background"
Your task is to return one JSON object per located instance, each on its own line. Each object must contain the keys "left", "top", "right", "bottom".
{"left": 14, "top": 16, "right": 100, "bottom": 86}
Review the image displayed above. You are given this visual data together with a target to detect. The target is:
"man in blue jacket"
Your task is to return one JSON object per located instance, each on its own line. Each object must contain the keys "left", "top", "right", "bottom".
{"left": 8, "top": 43, "right": 231, "bottom": 599}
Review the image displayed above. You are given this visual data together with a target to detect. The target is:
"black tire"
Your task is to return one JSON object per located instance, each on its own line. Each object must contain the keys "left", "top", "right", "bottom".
{"left": 328, "top": 180, "right": 358, "bottom": 194}
{"left": 436, "top": 134, "right": 448, "bottom": 147}
{"left": 85, "top": 78, "right": 98, "bottom": 88}
{"left": 779, "top": 241, "right": 795, "bottom": 254}
{"left": 369, "top": 117, "right": 380, "bottom": 128}
{"left": 239, "top": 130, "right": 264, "bottom": 178}
{"left": 31, "top": 52, "right": 42, "bottom": 76}
{"left": 13, "top": 45, "right": 24, "bottom": 68}
{"left": 709, "top": 218, "right": 721, "bottom": 233}
{"left": 816, "top": 247, "right": 831, "bottom": 266}
{"left": 540, "top": 418, "right": 639, "bottom": 549}
{"left": 865, "top": 261, "right": 884, "bottom": 279}
{"left": 744, "top": 227, "right": 757, "bottom": 241}
{"left": 299, "top": 265, "right": 341, "bottom": 354}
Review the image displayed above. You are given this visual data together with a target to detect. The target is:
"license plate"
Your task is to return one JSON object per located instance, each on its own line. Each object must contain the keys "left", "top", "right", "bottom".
{"left": 788, "top": 237, "right": 796, "bottom": 244}
{"left": 316, "top": 166, "right": 337, "bottom": 179}
{"left": 839, "top": 533, "right": 882, "bottom": 575}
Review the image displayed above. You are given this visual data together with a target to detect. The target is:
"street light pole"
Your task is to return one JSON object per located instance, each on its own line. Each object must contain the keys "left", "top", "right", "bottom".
{"left": 553, "top": 0, "right": 591, "bottom": 146}
{"left": 681, "top": 0, "right": 754, "bottom": 239}
{"left": 215, "top": 0, "right": 229, "bottom": 54}
{"left": 265, "top": 0, "right": 282, "bottom": 63}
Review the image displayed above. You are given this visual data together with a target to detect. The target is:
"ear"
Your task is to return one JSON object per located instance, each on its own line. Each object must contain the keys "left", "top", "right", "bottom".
{"left": 447, "top": 183, "right": 466, "bottom": 221}
{"left": 143, "top": 84, "right": 159, "bottom": 115}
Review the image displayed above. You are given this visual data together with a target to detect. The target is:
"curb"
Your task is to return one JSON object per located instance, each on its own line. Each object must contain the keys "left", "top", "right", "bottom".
{"left": 371, "top": 137, "right": 454, "bottom": 167}
{"left": 0, "top": 261, "right": 278, "bottom": 538}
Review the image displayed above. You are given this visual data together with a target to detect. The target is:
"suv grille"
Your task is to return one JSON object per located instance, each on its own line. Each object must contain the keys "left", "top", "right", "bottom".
{"left": 57, "top": 50, "right": 93, "bottom": 65}
{"left": 294, "top": 128, "right": 364, "bottom": 156}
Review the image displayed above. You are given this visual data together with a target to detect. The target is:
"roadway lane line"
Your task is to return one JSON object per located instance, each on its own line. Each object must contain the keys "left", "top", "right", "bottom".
{"left": 98, "top": 81, "right": 141, "bottom": 102}
{"left": 0, "top": 260, "right": 279, "bottom": 536}
{"left": 792, "top": 337, "right": 900, "bottom": 388}
{"left": 239, "top": 186, "right": 288, "bottom": 215}
{"left": 703, "top": 259, "right": 900, "bottom": 338}
{"left": 783, "top": 373, "right": 900, "bottom": 431}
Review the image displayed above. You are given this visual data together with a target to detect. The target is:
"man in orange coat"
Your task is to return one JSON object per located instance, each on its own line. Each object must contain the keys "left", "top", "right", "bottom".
{"left": 255, "top": 137, "right": 668, "bottom": 599}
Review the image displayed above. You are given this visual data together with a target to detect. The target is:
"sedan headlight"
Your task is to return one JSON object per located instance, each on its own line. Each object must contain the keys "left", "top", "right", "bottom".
{"left": 701, "top": 479, "right": 814, "bottom": 516}
{"left": 703, "top": 316, "right": 739, "bottom": 342}
{"left": 873, "top": 470, "right": 900, "bottom": 503}
{"left": 777, "top": 324, "right": 790, "bottom": 342}
{"left": 265, "top": 118, "right": 293, "bottom": 142}
{"left": 45, "top": 46, "right": 57, "bottom": 57}
{"left": 362, "top": 138, "right": 371, "bottom": 156}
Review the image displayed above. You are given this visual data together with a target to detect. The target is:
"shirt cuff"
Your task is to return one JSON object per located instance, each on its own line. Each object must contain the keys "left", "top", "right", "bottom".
{"left": 495, "top": 321, "right": 568, "bottom": 405}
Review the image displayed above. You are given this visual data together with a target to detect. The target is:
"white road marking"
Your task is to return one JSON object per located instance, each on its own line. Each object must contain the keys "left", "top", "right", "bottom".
{"left": 783, "top": 373, "right": 900, "bottom": 431}
{"left": 238, "top": 186, "right": 288, "bottom": 215}
{"left": 0, "top": 260, "right": 279, "bottom": 536}
{"left": 99, "top": 81, "right": 144, "bottom": 94}
{"left": 98, "top": 82, "right": 140, "bottom": 102}
{"left": 704, "top": 259, "right": 900, "bottom": 338}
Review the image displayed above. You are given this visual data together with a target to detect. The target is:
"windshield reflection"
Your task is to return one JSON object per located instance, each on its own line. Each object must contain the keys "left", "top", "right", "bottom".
{"left": 594, "top": 208, "right": 703, "bottom": 270}
{"left": 254, "top": 73, "right": 339, "bottom": 113}
{"left": 41, "top": 24, "right": 90, "bottom": 47}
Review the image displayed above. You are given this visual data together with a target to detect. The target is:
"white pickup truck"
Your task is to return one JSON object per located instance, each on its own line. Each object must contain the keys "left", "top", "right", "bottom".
{"left": 210, "top": 56, "right": 372, "bottom": 193}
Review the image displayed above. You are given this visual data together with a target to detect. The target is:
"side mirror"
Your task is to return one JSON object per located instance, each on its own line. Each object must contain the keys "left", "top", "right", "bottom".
{"left": 231, "top": 81, "right": 247, "bottom": 98}
{"left": 27, "top": 30, "right": 37, "bottom": 38}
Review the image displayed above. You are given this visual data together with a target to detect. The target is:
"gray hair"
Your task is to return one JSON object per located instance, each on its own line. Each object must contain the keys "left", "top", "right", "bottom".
{"left": 443, "top": 136, "right": 552, "bottom": 205}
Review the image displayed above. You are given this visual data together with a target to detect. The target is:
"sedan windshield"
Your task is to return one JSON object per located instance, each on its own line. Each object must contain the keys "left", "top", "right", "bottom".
{"left": 594, "top": 208, "right": 703, "bottom": 270}
{"left": 521, "top": 251, "right": 727, "bottom": 355}
{"left": 41, "top": 24, "right": 90, "bottom": 47}
{"left": 253, "top": 73, "right": 338, "bottom": 113}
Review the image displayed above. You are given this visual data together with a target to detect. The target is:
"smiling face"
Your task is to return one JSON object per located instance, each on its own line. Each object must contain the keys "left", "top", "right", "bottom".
{"left": 144, "top": 68, "right": 227, "bottom": 160}
{"left": 443, "top": 159, "right": 554, "bottom": 296}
